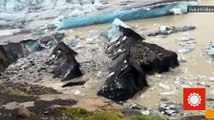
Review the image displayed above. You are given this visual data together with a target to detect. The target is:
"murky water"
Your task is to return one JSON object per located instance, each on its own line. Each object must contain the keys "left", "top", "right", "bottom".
{"left": 63, "top": 0, "right": 214, "bottom": 117}
{"left": 126, "top": 0, "right": 214, "bottom": 116}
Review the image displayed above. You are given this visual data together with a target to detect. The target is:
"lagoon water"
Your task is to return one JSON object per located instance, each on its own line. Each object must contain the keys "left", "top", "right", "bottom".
{"left": 64, "top": 0, "right": 214, "bottom": 117}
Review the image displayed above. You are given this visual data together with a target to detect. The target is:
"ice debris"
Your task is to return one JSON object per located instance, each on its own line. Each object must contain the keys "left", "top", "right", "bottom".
{"left": 205, "top": 42, "right": 214, "bottom": 57}
{"left": 158, "top": 102, "right": 183, "bottom": 116}
{"left": 178, "top": 48, "right": 195, "bottom": 54}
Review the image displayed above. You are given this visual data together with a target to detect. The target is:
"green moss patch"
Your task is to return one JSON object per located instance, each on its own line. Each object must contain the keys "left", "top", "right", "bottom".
{"left": 57, "top": 107, "right": 164, "bottom": 120}
{"left": 131, "top": 115, "right": 163, "bottom": 120}
{"left": 57, "top": 107, "right": 89, "bottom": 118}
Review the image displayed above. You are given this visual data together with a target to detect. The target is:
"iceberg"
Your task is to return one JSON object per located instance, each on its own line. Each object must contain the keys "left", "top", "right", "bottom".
{"left": 100, "top": 18, "right": 130, "bottom": 40}
{"left": 57, "top": 1, "right": 198, "bottom": 29}
{"left": 98, "top": 27, "right": 179, "bottom": 101}
{"left": 205, "top": 42, "right": 214, "bottom": 57}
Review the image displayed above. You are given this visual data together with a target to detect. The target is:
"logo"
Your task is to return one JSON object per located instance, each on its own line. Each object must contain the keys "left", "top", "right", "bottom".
{"left": 205, "top": 110, "right": 214, "bottom": 118}
{"left": 187, "top": 93, "right": 202, "bottom": 107}
{"left": 183, "top": 88, "right": 206, "bottom": 110}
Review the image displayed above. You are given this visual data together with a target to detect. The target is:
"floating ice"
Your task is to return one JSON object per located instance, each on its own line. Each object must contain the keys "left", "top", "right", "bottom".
{"left": 72, "top": 89, "right": 85, "bottom": 96}
{"left": 112, "top": 18, "right": 131, "bottom": 28}
{"left": 159, "top": 102, "right": 183, "bottom": 116}
{"left": 169, "top": 7, "right": 182, "bottom": 15}
{"left": 205, "top": 42, "right": 214, "bottom": 56}
{"left": 178, "top": 48, "right": 195, "bottom": 54}
{"left": 57, "top": 2, "right": 198, "bottom": 29}
{"left": 70, "top": 38, "right": 79, "bottom": 46}
{"left": 86, "top": 35, "right": 99, "bottom": 44}
{"left": 174, "top": 77, "right": 185, "bottom": 84}
{"left": 209, "top": 77, "right": 214, "bottom": 81}
{"left": 101, "top": 18, "right": 129, "bottom": 40}
{"left": 160, "top": 88, "right": 176, "bottom": 95}
{"left": 178, "top": 37, "right": 195, "bottom": 42}
{"left": 158, "top": 83, "right": 170, "bottom": 90}
{"left": 159, "top": 26, "right": 167, "bottom": 33}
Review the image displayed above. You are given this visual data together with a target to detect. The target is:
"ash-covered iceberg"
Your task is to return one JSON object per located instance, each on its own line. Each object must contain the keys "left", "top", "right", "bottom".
{"left": 98, "top": 21, "right": 179, "bottom": 101}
